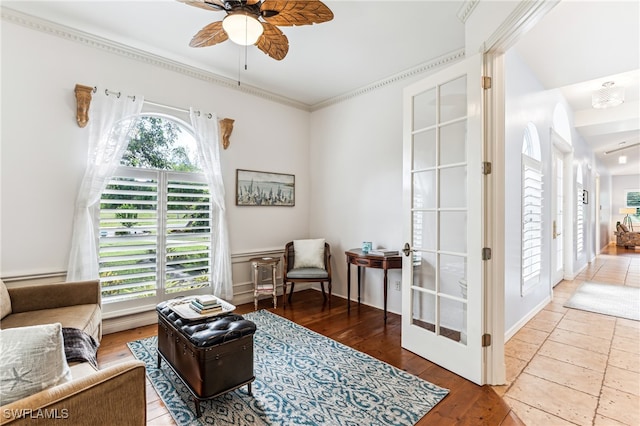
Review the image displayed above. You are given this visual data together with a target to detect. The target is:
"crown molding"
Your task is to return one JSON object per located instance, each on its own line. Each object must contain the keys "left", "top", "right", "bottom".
{"left": 457, "top": 0, "right": 480, "bottom": 23}
{"left": 311, "top": 49, "right": 466, "bottom": 112}
{"left": 3, "top": 6, "right": 465, "bottom": 113}
{"left": 1, "top": 6, "right": 310, "bottom": 111}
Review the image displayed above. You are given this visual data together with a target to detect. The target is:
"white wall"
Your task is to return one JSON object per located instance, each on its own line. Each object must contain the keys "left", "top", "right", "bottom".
{"left": 1, "top": 21, "right": 311, "bottom": 280}
{"left": 504, "top": 51, "right": 554, "bottom": 334}
{"left": 308, "top": 76, "right": 428, "bottom": 314}
{"left": 503, "top": 50, "right": 612, "bottom": 335}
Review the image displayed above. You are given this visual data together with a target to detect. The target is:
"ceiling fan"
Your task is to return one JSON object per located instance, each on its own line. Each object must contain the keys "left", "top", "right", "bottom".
{"left": 178, "top": 0, "right": 334, "bottom": 60}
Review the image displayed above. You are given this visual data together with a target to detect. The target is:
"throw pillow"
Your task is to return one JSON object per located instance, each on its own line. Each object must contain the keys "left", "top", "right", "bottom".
{"left": 293, "top": 239, "right": 326, "bottom": 269}
{"left": 620, "top": 223, "right": 629, "bottom": 233}
{"left": 0, "top": 323, "right": 71, "bottom": 405}
{"left": 0, "top": 279, "right": 11, "bottom": 320}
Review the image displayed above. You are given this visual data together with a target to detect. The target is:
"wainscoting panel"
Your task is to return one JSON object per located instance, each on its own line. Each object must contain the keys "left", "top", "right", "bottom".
{"left": 3, "top": 247, "right": 314, "bottom": 334}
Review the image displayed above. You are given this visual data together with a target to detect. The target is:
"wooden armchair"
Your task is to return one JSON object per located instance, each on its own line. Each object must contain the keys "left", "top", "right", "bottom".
{"left": 283, "top": 240, "right": 332, "bottom": 307}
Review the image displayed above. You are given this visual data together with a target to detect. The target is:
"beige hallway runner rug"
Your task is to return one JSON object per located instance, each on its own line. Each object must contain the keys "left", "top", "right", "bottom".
{"left": 564, "top": 282, "right": 639, "bottom": 321}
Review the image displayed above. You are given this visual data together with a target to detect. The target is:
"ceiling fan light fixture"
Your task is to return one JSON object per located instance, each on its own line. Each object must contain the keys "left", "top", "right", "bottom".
{"left": 592, "top": 81, "right": 625, "bottom": 109}
{"left": 222, "top": 11, "right": 263, "bottom": 46}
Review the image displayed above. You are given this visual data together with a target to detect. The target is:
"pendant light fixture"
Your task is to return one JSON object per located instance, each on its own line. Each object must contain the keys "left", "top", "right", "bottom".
{"left": 592, "top": 81, "right": 625, "bottom": 109}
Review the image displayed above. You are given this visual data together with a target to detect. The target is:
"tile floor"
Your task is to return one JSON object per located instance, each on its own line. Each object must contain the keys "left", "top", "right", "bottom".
{"left": 493, "top": 248, "right": 640, "bottom": 426}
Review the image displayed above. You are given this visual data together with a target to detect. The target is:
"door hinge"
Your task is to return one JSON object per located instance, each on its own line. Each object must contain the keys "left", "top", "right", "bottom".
{"left": 481, "top": 161, "right": 492, "bottom": 175}
{"left": 482, "top": 333, "right": 492, "bottom": 347}
{"left": 482, "top": 76, "right": 492, "bottom": 89}
{"left": 482, "top": 247, "right": 492, "bottom": 260}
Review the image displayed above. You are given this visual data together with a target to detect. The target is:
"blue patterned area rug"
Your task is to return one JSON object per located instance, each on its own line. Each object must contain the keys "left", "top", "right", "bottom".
{"left": 128, "top": 310, "right": 449, "bottom": 426}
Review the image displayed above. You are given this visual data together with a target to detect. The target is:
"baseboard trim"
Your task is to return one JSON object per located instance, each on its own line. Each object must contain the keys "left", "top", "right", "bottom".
{"left": 504, "top": 294, "right": 551, "bottom": 342}
{"left": 103, "top": 310, "right": 157, "bottom": 335}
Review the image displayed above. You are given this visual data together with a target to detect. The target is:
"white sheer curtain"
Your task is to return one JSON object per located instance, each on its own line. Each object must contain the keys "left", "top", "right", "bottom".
{"left": 67, "top": 91, "right": 144, "bottom": 281}
{"left": 190, "top": 108, "right": 233, "bottom": 299}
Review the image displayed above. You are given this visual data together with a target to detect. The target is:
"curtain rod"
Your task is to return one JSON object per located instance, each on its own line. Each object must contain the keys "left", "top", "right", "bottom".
{"left": 144, "top": 99, "right": 190, "bottom": 114}
{"left": 140, "top": 97, "right": 213, "bottom": 118}
{"left": 75, "top": 85, "right": 231, "bottom": 145}
{"left": 144, "top": 99, "right": 215, "bottom": 119}
{"left": 99, "top": 87, "right": 191, "bottom": 114}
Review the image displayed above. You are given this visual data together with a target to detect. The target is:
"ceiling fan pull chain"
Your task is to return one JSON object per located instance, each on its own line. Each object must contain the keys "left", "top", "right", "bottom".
{"left": 237, "top": 46, "right": 241, "bottom": 86}
{"left": 245, "top": 42, "right": 248, "bottom": 71}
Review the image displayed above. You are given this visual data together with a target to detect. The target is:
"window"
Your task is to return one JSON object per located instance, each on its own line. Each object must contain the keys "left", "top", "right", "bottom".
{"left": 521, "top": 123, "right": 542, "bottom": 295}
{"left": 98, "top": 115, "right": 212, "bottom": 308}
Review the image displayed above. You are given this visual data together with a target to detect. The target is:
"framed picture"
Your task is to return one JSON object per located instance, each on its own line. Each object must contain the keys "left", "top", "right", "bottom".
{"left": 625, "top": 189, "right": 640, "bottom": 208}
{"left": 236, "top": 169, "right": 295, "bottom": 206}
{"left": 582, "top": 189, "right": 588, "bottom": 204}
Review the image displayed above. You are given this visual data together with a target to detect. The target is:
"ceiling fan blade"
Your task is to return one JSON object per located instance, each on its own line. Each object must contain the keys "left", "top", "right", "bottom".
{"left": 255, "top": 22, "right": 289, "bottom": 60}
{"left": 189, "top": 21, "right": 229, "bottom": 47}
{"left": 260, "top": 0, "right": 333, "bottom": 26}
{"left": 177, "top": 0, "right": 226, "bottom": 11}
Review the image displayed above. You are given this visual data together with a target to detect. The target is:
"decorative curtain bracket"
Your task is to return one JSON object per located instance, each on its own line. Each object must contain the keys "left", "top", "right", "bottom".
{"left": 219, "top": 118, "right": 235, "bottom": 150}
{"left": 74, "top": 84, "right": 94, "bottom": 128}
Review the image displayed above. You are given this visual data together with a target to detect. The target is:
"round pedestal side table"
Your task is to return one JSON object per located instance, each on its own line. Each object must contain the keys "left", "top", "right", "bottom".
{"left": 249, "top": 257, "right": 280, "bottom": 310}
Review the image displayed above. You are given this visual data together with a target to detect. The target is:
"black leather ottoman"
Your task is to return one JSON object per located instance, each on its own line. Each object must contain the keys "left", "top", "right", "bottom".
{"left": 156, "top": 302, "right": 257, "bottom": 417}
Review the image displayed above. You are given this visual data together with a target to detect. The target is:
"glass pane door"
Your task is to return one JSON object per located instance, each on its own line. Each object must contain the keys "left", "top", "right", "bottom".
{"left": 411, "top": 75, "right": 468, "bottom": 344}
{"left": 402, "top": 54, "right": 484, "bottom": 385}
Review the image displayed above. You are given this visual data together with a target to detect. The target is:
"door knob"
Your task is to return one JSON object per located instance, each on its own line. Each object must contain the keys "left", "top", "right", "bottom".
{"left": 403, "top": 243, "right": 411, "bottom": 257}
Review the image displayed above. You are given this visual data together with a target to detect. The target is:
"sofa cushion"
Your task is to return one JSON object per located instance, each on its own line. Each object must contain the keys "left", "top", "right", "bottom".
{"left": 69, "top": 361, "right": 99, "bottom": 379}
{"left": 293, "top": 238, "right": 325, "bottom": 269}
{"left": 0, "top": 279, "right": 11, "bottom": 320}
{"left": 0, "top": 304, "right": 102, "bottom": 342}
{"left": 0, "top": 323, "right": 71, "bottom": 405}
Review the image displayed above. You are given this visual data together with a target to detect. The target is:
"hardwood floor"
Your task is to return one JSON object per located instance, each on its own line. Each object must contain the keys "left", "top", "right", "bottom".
{"left": 98, "top": 292, "right": 523, "bottom": 425}
{"left": 601, "top": 243, "right": 640, "bottom": 257}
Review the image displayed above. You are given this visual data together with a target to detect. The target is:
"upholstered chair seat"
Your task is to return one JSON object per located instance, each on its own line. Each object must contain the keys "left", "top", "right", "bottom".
{"left": 285, "top": 268, "right": 329, "bottom": 280}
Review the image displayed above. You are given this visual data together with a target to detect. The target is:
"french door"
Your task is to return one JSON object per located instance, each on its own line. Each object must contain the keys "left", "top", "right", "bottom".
{"left": 401, "top": 54, "right": 485, "bottom": 384}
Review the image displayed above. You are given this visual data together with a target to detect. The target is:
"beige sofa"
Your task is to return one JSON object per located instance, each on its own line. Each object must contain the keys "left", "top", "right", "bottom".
{"left": 615, "top": 223, "right": 640, "bottom": 248}
{"left": 0, "top": 280, "right": 147, "bottom": 425}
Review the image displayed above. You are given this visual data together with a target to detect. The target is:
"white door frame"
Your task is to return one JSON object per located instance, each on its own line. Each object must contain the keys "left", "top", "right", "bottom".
{"left": 478, "top": 0, "right": 560, "bottom": 384}
{"left": 550, "top": 131, "right": 574, "bottom": 284}
{"left": 595, "top": 174, "right": 601, "bottom": 253}
{"left": 482, "top": 52, "right": 505, "bottom": 385}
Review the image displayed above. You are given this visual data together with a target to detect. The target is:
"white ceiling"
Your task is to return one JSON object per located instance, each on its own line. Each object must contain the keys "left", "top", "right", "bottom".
{"left": 2, "top": 0, "right": 465, "bottom": 106}
{"left": 3, "top": 0, "right": 639, "bottom": 176}
{"left": 512, "top": 1, "right": 640, "bottom": 176}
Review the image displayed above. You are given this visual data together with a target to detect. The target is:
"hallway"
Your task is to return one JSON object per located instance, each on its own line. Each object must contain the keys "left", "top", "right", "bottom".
{"left": 493, "top": 246, "right": 640, "bottom": 425}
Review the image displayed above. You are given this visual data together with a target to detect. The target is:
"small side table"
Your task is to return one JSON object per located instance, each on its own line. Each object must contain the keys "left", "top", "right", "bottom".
{"left": 250, "top": 257, "right": 280, "bottom": 310}
{"left": 345, "top": 249, "right": 402, "bottom": 323}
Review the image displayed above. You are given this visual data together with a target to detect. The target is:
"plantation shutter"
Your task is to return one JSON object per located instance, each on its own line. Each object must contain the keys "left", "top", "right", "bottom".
{"left": 99, "top": 168, "right": 159, "bottom": 302}
{"left": 522, "top": 154, "right": 543, "bottom": 292}
{"left": 165, "top": 172, "right": 212, "bottom": 294}
{"left": 99, "top": 167, "right": 212, "bottom": 303}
